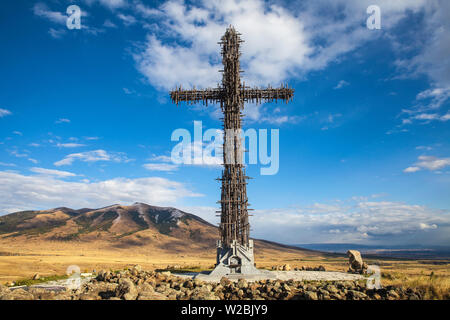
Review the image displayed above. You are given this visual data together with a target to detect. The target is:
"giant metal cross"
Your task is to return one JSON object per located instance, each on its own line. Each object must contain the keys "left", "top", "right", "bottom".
{"left": 170, "top": 26, "right": 294, "bottom": 256}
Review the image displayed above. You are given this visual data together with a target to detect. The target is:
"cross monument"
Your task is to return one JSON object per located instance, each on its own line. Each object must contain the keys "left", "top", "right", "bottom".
{"left": 170, "top": 26, "right": 294, "bottom": 277}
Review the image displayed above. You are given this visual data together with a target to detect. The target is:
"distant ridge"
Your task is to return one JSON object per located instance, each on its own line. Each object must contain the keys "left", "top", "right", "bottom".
{"left": 294, "top": 243, "right": 450, "bottom": 259}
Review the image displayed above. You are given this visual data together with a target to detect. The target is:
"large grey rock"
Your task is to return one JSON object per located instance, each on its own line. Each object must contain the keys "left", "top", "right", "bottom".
{"left": 347, "top": 250, "right": 368, "bottom": 274}
{"left": 116, "top": 278, "right": 138, "bottom": 300}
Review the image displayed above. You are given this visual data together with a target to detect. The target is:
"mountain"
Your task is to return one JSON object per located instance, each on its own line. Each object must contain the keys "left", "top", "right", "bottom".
{"left": 0, "top": 203, "right": 317, "bottom": 256}
{"left": 0, "top": 203, "right": 214, "bottom": 248}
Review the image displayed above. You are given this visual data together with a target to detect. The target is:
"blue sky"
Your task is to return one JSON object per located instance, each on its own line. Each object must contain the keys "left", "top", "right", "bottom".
{"left": 0, "top": 0, "right": 449, "bottom": 245}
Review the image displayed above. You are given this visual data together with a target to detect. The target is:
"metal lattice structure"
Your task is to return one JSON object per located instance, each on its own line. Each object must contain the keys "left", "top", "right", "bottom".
{"left": 170, "top": 26, "right": 294, "bottom": 250}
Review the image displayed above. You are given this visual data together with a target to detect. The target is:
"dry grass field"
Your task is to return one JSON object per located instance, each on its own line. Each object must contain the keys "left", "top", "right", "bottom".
{"left": 1, "top": 238, "right": 448, "bottom": 299}
{"left": 0, "top": 204, "right": 448, "bottom": 299}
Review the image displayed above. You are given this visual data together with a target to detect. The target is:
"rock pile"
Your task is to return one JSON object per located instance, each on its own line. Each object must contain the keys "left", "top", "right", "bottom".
{"left": 271, "top": 264, "right": 292, "bottom": 271}
{"left": 0, "top": 265, "right": 423, "bottom": 300}
{"left": 271, "top": 265, "right": 326, "bottom": 271}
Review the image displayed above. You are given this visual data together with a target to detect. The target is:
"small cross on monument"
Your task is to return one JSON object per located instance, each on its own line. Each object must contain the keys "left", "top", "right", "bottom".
{"left": 170, "top": 26, "right": 294, "bottom": 279}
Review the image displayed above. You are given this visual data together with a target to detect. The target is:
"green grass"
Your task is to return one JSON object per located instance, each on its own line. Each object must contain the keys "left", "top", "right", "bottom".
{"left": 155, "top": 266, "right": 214, "bottom": 274}
{"left": 12, "top": 274, "right": 69, "bottom": 287}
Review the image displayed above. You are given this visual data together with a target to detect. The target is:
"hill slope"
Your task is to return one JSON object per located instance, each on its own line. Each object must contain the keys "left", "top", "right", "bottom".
{"left": 0, "top": 203, "right": 341, "bottom": 282}
{"left": 0, "top": 203, "right": 326, "bottom": 256}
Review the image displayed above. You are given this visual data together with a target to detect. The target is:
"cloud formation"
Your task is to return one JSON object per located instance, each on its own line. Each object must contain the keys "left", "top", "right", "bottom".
{"left": 132, "top": 0, "right": 439, "bottom": 125}
{"left": 250, "top": 200, "right": 450, "bottom": 245}
{"left": 0, "top": 108, "right": 12, "bottom": 118}
{"left": 54, "top": 149, "right": 130, "bottom": 166}
{"left": 33, "top": 2, "right": 67, "bottom": 25}
{"left": 143, "top": 163, "right": 178, "bottom": 172}
{"left": 56, "top": 143, "right": 87, "bottom": 148}
{"left": 0, "top": 171, "right": 202, "bottom": 214}
{"left": 134, "top": 0, "right": 312, "bottom": 90}
{"left": 55, "top": 118, "right": 71, "bottom": 124}
{"left": 133, "top": 0, "right": 435, "bottom": 89}
{"left": 184, "top": 198, "right": 450, "bottom": 245}
{"left": 29, "top": 167, "right": 77, "bottom": 177}
{"left": 84, "top": 0, "right": 127, "bottom": 10}
{"left": 404, "top": 156, "right": 450, "bottom": 173}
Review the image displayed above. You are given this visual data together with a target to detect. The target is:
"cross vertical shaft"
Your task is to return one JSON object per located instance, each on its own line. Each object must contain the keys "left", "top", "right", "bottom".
{"left": 218, "top": 27, "right": 249, "bottom": 248}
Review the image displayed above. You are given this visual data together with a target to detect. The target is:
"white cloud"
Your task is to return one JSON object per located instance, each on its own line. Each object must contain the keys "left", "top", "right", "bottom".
{"left": 48, "top": 28, "right": 66, "bottom": 39}
{"left": 248, "top": 199, "right": 450, "bottom": 245}
{"left": 33, "top": 3, "right": 66, "bottom": 25}
{"left": 54, "top": 149, "right": 130, "bottom": 166}
{"left": 103, "top": 19, "right": 117, "bottom": 28}
{"left": 143, "top": 163, "right": 178, "bottom": 172}
{"left": 259, "top": 115, "right": 303, "bottom": 125}
{"left": 417, "top": 87, "right": 450, "bottom": 104}
{"left": 405, "top": 1, "right": 450, "bottom": 88}
{"left": 403, "top": 166, "right": 420, "bottom": 173}
{"left": 149, "top": 155, "right": 172, "bottom": 162}
{"left": 416, "top": 146, "right": 433, "bottom": 151}
{"left": 420, "top": 223, "right": 438, "bottom": 230}
{"left": 13, "top": 131, "right": 22, "bottom": 136}
{"left": 146, "top": 139, "right": 222, "bottom": 171}
{"left": 56, "top": 143, "right": 87, "bottom": 148}
{"left": 133, "top": 0, "right": 312, "bottom": 90}
{"left": 184, "top": 198, "right": 450, "bottom": 245}
{"left": 0, "top": 108, "right": 12, "bottom": 118}
{"left": 414, "top": 113, "right": 450, "bottom": 122}
{"left": 30, "top": 167, "right": 77, "bottom": 178}
{"left": 391, "top": 1, "right": 450, "bottom": 126}
{"left": 441, "top": 112, "right": 450, "bottom": 121}
{"left": 416, "top": 156, "right": 450, "bottom": 171}
{"left": 401, "top": 87, "right": 450, "bottom": 124}
{"left": 117, "top": 13, "right": 137, "bottom": 26}
{"left": 404, "top": 155, "right": 450, "bottom": 173}
{"left": 0, "top": 162, "right": 16, "bottom": 167}
{"left": 133, "top": 0, "right": 432, "bottom": 124}
{"left": 0, "top": 171, "right": 202, "bottom": 214}
{"left": 55, "top": 118, "right": 70, "bottom": 124}
{"left": 134, "top": 1, "right": 161, "bottom": 17}
{"left": 242, "top": 103, "right": 303, "bottom": 125}
{"left": 8, "top": 149, "right": 28, "bottom": 158}
{"left": 84, "top": 0, "right": 127, "bottom": 10}
{"left": 334, "top": 80, "right": 350, "bottom": 90}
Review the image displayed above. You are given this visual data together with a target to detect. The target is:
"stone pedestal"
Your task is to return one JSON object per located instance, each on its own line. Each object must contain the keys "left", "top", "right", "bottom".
{"left": 207, "top": 239, "right": 264, "bottom": 278}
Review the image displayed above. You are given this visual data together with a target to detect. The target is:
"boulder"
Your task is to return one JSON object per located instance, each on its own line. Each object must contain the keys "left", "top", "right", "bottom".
{"left": 116, "top": 278, "right": 138, "bottom": 300}
{"left": 237, "top": 279, "right": 248, "bottom": 289}
{"left": 304, "top": 291, "right": 318, "bottom": 300}
{"left": 96, "top": 270, "right": 111, "bottom": 282}
{"left": 347, "top": 250, "right": 368, "bottom": 274}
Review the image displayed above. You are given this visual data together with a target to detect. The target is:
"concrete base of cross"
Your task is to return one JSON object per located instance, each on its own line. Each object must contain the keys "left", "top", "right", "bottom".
{"left": 194, "top": 239, "right": 275, "bottom": 281}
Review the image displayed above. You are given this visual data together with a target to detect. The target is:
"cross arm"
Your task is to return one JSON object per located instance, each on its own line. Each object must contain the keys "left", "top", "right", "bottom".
{"left": 170, "top": 86, "right": 224, "bottom": 106}
{"left": 240, "top": 85, "right": 294, "bottom": 104}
